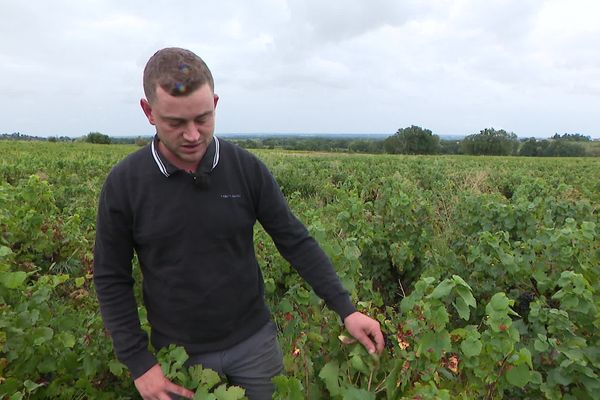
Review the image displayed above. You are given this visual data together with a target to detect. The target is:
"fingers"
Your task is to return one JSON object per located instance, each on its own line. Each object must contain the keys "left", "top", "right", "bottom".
{"left": 372, "top": 326, "right": 385, "bottom": 354}
{"left": 156, "top": 392, "right": 176, "bottom": 400}
{"left": 358, "top": 322, "right": 385, "bottom": 354}
{"left": 135, "top": 364, "right": 194, "bottom": 400}
{"left": 344, "top": 312, "right": 386, "bottom": 355}
{"left": 354, "top": 330, "right": 378, "bottom": 354}
{"left": 143, "top": 382, "right": 194, "bottom": 400}
{"left": 165, "top": 382, "right": 194, "bottom": 399}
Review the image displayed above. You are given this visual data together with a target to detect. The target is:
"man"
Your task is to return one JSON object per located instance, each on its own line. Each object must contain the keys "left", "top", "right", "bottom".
{"left": 93, "top": 47, "right": 384, "bottom": 400}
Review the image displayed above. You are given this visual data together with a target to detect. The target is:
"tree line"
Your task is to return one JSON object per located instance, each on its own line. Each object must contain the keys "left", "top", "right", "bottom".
{"left": 0, "top": 132, "right": 149, "bottom": 146}
{"left": 232, "top": 127, "right": 598, "bottom": 157}
{"left": 2, "top": 129, "right": 598, "bottom": 156}
{"left": 379, "top": 127, "right": 598, "bottom": 157}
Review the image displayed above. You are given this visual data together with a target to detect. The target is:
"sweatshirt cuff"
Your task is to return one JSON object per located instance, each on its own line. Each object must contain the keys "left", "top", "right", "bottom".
{"left": 327, "top": 294, "right": 357, "bottom": 321}
{"left": 125, "top": 349, "right": 158, "bottom": 380}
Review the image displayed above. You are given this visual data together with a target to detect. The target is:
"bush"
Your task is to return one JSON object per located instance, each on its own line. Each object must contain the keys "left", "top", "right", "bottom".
{"left": 85, "top": 132, "right": 111, "bottom": 144}
{"left": 384, "top": 125, "right": 440, "bottom": 155}
{"left": 462, "top": 128, "right": 519, "bottom": 156}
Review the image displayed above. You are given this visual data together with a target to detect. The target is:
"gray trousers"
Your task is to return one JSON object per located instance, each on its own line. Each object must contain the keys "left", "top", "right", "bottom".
{"left": 174, "top": 320, "right": 283, "bottom": 400}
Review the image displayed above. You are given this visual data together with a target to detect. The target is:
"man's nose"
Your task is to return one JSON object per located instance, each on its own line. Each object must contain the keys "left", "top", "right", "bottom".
{"left": 182, "top": 121, "right": 201, "bottom": 141}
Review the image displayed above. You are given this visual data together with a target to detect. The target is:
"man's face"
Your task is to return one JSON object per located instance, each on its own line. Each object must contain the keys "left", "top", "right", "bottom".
{"left": 141, "top": 83, "right": 219, "bottom": 171}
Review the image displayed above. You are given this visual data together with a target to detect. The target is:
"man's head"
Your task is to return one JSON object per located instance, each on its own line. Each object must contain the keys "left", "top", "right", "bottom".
{"left": 143, "top": 47, "right": 214, "bottom": 105}
{"left": 140, "top": 48, "right": 219, "bottom": 172}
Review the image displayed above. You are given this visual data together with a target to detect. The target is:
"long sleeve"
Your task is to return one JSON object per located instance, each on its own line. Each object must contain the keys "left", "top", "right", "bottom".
{"left": 253, "top": 159, "right": 356, "bottom": 320}
{"left": 93, "top": 172, "right": 156, "bottom": 379}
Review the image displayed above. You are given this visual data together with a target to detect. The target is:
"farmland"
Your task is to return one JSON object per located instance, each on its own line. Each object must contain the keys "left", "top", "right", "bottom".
{"left": 1, "top": 140, "right": 599, "bottom": 399}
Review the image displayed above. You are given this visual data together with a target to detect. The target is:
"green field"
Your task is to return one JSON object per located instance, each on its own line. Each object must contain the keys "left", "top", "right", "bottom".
{"left": 1, "top": 141, "right": 599, "bottom": 399}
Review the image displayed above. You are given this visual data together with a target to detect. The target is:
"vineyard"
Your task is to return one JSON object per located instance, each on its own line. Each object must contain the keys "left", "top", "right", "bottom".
{"left": 1, "top": 140, "right": 599, "bottom": 399}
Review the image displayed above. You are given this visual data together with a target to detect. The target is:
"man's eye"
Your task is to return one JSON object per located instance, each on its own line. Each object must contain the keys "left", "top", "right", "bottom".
{"left": 169, "top": 121, "right": 183, "bottom": 128}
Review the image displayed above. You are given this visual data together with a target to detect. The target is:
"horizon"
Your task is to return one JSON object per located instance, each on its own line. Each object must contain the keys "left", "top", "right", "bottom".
{"left": 3, "top": 131, "right": 599, "bottom": 141}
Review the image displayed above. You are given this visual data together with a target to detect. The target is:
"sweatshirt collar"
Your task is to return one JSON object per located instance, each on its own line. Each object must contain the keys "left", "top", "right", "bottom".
{"left": 151, "top": 135, "right": 220, "bottom": 178}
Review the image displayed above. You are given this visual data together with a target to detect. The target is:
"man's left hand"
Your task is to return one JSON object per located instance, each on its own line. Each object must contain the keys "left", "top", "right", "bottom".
{"left": 343, "top": 312, "right": 385, "bottom": 354}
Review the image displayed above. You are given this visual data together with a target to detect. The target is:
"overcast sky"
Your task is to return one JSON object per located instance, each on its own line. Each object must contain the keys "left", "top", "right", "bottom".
{"left": 1, "top": 0, "right": 599, "bottom": 138}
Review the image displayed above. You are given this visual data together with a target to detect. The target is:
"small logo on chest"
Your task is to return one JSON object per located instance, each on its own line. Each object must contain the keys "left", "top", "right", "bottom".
{"left": 220, "top": 194, "right": 241, "bottom": 199}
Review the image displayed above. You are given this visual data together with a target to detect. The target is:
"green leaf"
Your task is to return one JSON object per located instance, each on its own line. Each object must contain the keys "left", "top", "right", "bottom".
{"left": 23, "top": 379, "right": 44, "bottom": 393}
{"left": 340, "top": 387, "right": 376, "bottom": 400}
{"left": 429, "top": 303, "right": 449, "bottom": 331}
{"left": 0, "top": 246, "right": 12, "bottom": 258}
{"left": 559, "top": 294, "right": 580, "bottom": 310}
{"left": 272, "top": 375, "right": 304, "bottom": 400}
{"left": 82, "top": 356, "right": 98, "bottom": 377}
{"left": 418, "top": 330, "right": 451, "bottom": 361}
{"left": 172, "top": 346, "right": 189, "bottom": 367}
{"left": 32, "top": 327, "right": 53, "bottom": 345}
{"left": 548, "top": 367, "right": 573, "bottom": 386}
{"left": 201, "top": 368, "right": 221, "bottom": 390}
{"left": 428, "top": 279, "right": 454, "bottom": 299}
{"left": 75, "top": 276, "right": 85, "bottom": 288}
{"left": 534, "top": 337, "right": 549, "bottom": 352}
{"left": 461, "top": 338, "right": 482, "bottom": 358}
{"left": 37, "top": 357, "right": 57, "bottom": 374}
{"left": 108, "top": 359, "right": 125, "bottom": 376}
{"left": 350, "top": 354, "right": 369, "bottom": 375}
{"left": 581, "top": 221, "right": 595, "bottom": 240}
{"left": 385, "top": 359, "right": 404, "bottom": 400}
{"left": 489, "top": 292, "right": 510, "bottom": 312}
{"left": 264, "top": 277, "right": 275, "bottom": 294}
{"left": 456, "top": 286, "right": 476, "bottom": 309}
{"left": 58, "top": 331, "right": 76, "bottom": 348}
{"left": 451, "top": 274, "right": 471, "bottom": 289}
{"left": 562, "top": 348, "right": 584, "bottom": 362}
{"left": 518, "top": 348, "right": 533, "bottom": 369}
{"left": 318, "top": 361, "right": 340, "bottom": 396}
{"left": 344, "top": 245, "right": 361, "bottom": 261}
{"left": 278, "top": 298, "right": 293, "bottom": 313}
{"left": 506, "top": 363, "right": 531, "bottom": 388}
{"left": 453, "top": 296, "right": 471, "bottom": 321}
{"left": 213, "top": 384, "right": 246, "bottom": 400}
{"left": 0, "top": 271, "right": 27, "bottom": 289}
{"left": 0, "top": 378, "right": 21, "bottom": 397}
{"left": 194, "top": 387, "right": 216, "bottom": 400}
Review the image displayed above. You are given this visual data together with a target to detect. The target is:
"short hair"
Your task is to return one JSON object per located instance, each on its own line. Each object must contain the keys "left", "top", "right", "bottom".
{"left": 143, "top": 47, "right": 214, "bottom": 103}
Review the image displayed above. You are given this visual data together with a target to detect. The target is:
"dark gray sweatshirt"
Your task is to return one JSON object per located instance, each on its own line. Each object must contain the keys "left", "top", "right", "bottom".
{"left": 93, "top": 137, "right": 355, "bottom": 379}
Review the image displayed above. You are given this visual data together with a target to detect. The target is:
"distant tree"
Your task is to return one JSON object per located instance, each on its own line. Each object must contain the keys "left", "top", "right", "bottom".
{"left": 518, "top": 138, "right": 543, "bottom": 156}
{"left": 462, "top": 128, "right": 519, "bottom": 156}
{"left": 368, "top": 140, "right": 385, "bottom": 153}
{"left": 135, "top": 136, "right": 151, "bottom": 147}
{"left": 551, "top": 133, "right": 591, "bottom": 142}
{"left": 47, "top": 136, "right": 58, "bottom": 143}
{"left": 439, "top": 140, "right": 463, "bottom": 155}
{"left": 348, "top": 140, "right": 371, "bottom": 153}
{"left": 542, "top": 140, "right": 585, "bottom": 157}
{"left": 85, "top": 132, "right": 111, "bottom": 144}
{"left": 384, "top": 125, "right": 440, "bottom": 154}
{"left": 518, "top": 137, "right": 586, "bottom": 157}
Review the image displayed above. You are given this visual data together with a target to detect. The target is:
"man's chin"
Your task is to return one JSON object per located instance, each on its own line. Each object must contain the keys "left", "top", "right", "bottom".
{"left": 177, "top": 151, "right": 204, "bottom": 165}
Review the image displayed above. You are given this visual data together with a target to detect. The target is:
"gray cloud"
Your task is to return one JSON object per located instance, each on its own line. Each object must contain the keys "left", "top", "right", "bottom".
{"left": 1, "top": 0, "right": 599, "bottom": 137}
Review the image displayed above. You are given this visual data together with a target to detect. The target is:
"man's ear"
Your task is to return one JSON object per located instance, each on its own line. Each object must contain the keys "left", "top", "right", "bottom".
{"left": 213, "top": 93, "right": 219, "bottom": 109}
{"left": 140, "top": 99, "right": 156, "bottom": 125}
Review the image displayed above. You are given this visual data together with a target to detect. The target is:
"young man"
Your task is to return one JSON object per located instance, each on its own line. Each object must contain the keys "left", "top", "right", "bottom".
{"left": 93, "top": 47, "right": 383, "bottom": 400}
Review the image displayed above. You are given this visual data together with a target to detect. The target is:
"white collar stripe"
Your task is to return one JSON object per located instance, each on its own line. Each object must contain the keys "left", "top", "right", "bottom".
{"left": 151, "top": 137, "right": 220, "bottom": 176}
{"left": 151, "top": 140, "right": 170, "bottom": 177}
{"left": 213, "top": 136, "right": 220, "bottom": 169}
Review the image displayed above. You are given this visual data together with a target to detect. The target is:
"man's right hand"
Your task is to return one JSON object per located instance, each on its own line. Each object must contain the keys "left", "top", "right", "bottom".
{"left": 134, "top": 364, "right": 194, "bottom": 400}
